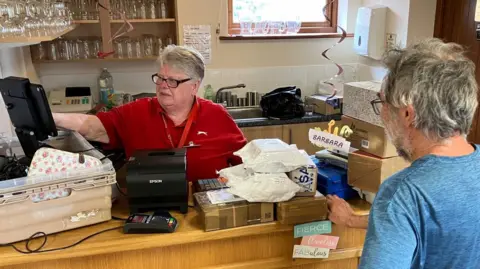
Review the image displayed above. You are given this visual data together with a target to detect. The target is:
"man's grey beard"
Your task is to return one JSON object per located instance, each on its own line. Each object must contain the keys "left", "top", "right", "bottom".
{"left": 384, "top": 118, "right": 413, "bottom": 162}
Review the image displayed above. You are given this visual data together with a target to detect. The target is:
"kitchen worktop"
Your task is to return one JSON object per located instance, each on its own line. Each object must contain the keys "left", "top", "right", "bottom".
{"left": 235, "top": 113, "right": 342, "bottom": 128}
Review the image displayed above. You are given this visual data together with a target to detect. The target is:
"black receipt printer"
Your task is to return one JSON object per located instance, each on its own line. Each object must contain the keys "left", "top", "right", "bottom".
{"left": 126, "top": 149, "right": 188, "bottom": 214}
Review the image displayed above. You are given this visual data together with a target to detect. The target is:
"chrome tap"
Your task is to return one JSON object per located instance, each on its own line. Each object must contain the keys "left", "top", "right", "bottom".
{"left": 215, "top": 84, "right": 247, "bottom": 105}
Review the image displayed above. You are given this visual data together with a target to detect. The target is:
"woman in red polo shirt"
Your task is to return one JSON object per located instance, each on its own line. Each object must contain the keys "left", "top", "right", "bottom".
{"left": 53, "top": 45, "right": 247, "bottom": 182}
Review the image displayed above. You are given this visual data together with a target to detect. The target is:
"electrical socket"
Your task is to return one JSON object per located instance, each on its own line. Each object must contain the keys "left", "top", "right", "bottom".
{"left": 386, "top": 33, "right": 397, "bottom": 50}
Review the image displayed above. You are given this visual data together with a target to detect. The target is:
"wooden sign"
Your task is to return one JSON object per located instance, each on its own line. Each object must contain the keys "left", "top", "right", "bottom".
{"left": 293, "top": 245, "right": 330, "bottom": 259}
{"left": 301, "top": 235, "right": 339, "bottom": 249}
{"left": 294, "top": 221, "right": 332, "bottom": 238}
{"left": 308, "top": 129, "right": 351, "bottom": 153}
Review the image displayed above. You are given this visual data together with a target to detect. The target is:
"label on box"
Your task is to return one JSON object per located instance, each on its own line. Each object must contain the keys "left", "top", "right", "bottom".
{"left": 290, "top": 167, "right": 316, "bottom": 193}
{"left": 293, "top": 245, "right": 330, "bottom": 259}
{"left": 361, "top": 139, "right": 370, "bottom": 149}
{"left": 206, "top": 189, "right": 245, "bottom": 205}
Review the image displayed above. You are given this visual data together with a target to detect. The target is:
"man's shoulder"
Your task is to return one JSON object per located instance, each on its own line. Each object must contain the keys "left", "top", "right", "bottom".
{"left": 375, "top": 167, "right": 417, "bottom": 204}
{"left": 375, "top": 157, "right": 457, "bottom": 207}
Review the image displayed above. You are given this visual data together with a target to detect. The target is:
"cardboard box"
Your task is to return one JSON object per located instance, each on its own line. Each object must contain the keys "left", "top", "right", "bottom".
{"left": 288, "top": 152, "right": 318, "bottom": 197}
{"left": 276, "top": 192, "right": 328, "bottom": 225}
{"left": 343, "top": 81, "right": 383, "bottom": 127}
{"left": 194, "top": 191, "right": 274, "bottom": 232}
{"left": 348, "top": 151, "right": 410, "bottom": 193}
{"left": 341, "top": 115, "right": 397, "bottom": 158}
{"left": 305, "top": 95, "right": 343, "bottom": 115}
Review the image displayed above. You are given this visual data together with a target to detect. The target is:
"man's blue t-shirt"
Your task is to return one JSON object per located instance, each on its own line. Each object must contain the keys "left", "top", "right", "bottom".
{"left": 359, "top": 145, "right": 480, "bottom": 269}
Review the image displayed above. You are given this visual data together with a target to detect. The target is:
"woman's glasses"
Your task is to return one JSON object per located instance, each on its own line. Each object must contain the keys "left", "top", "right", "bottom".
{"left": 152, "top": 74, "right": 191, "bottom": 88}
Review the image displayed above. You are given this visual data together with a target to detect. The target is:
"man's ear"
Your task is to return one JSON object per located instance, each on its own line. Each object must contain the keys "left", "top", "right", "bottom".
{"left": 403, "top": 104, "right": 415, "bottom": 127}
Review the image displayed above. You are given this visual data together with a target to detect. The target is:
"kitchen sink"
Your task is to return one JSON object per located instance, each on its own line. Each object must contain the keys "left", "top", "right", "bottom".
{"left": 227, "top": 107, "right": 266, "bottom": 120}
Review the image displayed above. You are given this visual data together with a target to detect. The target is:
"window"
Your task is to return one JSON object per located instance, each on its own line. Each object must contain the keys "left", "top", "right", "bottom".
{"left": 228, "top": 0, "right": 338, "bottom": 36}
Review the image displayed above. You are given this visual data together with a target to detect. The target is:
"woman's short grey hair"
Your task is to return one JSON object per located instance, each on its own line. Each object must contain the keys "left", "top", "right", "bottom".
{"left": 157, "top": 45, "right": 205, "bottom": 81}
{"left": 382, "top": 38, "right": 478, "bottom": 141}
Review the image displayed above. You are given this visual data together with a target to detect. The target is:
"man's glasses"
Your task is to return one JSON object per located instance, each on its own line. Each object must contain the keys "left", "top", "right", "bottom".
{"left": 370, "top": 98, "right": 384, "bottom": 115}
{"left": 152, "top": 74, "right": 191, "bottom": 88}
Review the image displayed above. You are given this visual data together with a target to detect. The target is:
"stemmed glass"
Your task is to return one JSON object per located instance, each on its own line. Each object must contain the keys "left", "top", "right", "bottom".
{"left": 0, "top": 0, "right": 72, "bottom": 39}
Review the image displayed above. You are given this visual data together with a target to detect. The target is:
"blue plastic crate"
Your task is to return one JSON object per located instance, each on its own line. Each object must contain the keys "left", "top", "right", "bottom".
{"left": 318, "top": 184, "right": 359, "bottom": 200}
{"left": 316, "top": 163, "right": 350, "bottom": 193}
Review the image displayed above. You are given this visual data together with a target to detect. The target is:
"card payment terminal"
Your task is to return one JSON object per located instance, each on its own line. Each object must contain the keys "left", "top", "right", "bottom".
{"left": 123, "top": 212, "right": 178, "bottom": 234}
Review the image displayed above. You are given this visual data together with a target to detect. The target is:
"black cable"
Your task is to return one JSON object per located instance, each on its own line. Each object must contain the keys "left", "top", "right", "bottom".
{"left": 116, "top": 182, "right": 127, "bottom": 196}
{"left": 72, "top": 148, "right": 96, "bottom": 153}
{"left": 112, "top": 216, "right": 127, "bottom": 221}
{"left": 100, "top": 153, "right": 116, "bottom": 162}
{"left": 1, "top": 226, "right": 122, "bottom": 254}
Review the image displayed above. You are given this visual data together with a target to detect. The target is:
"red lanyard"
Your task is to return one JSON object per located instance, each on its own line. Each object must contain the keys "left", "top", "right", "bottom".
{"left": 161, "top": 102, "right": 198, "bottom": 149}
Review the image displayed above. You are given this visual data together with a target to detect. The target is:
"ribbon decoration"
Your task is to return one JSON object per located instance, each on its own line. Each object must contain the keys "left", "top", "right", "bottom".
{"left": 320, "top": 0, "right": 347, "bottom": 99}
{"left": 95, "top": 0, "right": 134, "bottom": 59}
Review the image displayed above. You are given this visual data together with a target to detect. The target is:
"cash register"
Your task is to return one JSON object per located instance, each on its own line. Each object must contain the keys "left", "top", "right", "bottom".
{"left": 126, "top": 149, "right": 189, "bottom": 214}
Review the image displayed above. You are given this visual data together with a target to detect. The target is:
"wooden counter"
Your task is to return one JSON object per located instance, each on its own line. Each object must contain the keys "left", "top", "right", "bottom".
{"left": 0, "top": 199, "right": 370, "bottom": 269}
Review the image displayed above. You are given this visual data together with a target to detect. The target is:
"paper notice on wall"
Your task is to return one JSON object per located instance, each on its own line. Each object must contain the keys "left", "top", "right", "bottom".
{"left": 183, "top": 25, "right": 212, "bottom": 64}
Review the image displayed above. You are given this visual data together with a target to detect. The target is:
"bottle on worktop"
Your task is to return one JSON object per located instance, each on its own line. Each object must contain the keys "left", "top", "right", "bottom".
{"left": 203, "top": 84, "right": 215, "bottom": 101}
{"left": 98, "top": 68, "right": 115, "bottom": 108}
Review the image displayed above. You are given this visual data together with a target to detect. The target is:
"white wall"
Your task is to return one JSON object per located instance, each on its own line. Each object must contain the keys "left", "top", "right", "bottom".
{"left": 176, "top": 0, "right": 360, "bottom": 69}
{"left": 407, "top": 0, "right": 437, "bottom": 46}
{"left": 358, "top": 0, "right": 437, "bottom": 80}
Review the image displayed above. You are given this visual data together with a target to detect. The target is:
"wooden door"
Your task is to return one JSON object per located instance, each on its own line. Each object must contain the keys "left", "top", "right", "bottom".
{"left": 240, "top": 125, "right": 289, "bottom": 143}
{"left": 434, "top": 0, "right": 480, "bottom": 143}
{"left": 288, "top": 122, "right": 331, "bottom": 155}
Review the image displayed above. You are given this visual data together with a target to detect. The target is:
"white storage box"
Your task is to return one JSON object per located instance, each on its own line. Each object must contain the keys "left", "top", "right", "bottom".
{"left": 0, "top": 132, "right": 116, "bottom": 244}
{"left": 343, "top": 81, "right": 383, "bottom": 127}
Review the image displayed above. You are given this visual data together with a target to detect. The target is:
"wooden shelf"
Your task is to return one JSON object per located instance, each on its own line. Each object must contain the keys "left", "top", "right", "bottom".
{"left": 220, "top": 33, "right": 354, "bottom": 40}
{"left": 73, "top": 20, "right": 100, "bottom": 24}
{"left": 33, "top": 56, "right": 158, "bottom": 63}
{"left": 0, "top": 25, "right": 78, "bottom": 44}
{"left": 111, "top": 18, "right": 175, "bottom": 23}
{"left": 73, "top": 19, "right": 175, "bottom": 24}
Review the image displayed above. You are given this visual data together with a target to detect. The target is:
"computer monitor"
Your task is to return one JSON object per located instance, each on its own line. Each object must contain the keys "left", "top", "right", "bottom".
{"left": 0, "top": 77, "right": 57, "bottom": 158}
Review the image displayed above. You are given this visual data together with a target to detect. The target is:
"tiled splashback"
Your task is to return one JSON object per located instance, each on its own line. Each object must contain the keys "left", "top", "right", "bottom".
{"left": 36, "top": 62, "right": 361, "bottom": 102}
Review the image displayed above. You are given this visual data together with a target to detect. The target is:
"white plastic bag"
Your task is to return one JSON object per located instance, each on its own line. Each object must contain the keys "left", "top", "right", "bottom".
{"left": 218, "top": 164, "right": 301, "bottom": 203}
{"left": 234, "top": 139, "right": 310, "bottom": 173}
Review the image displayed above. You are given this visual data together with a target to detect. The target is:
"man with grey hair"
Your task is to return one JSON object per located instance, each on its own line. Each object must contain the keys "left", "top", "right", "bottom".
{"left": 358, "top": 38, "right": 480, "bottom": 268}
{"left": 53, "top": 45, "right": 246, "bottom": 182}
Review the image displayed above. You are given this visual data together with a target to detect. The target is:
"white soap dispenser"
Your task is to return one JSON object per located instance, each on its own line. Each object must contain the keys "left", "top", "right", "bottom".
{"left": 353, "top": 5, "right": 388, "bottom": 60}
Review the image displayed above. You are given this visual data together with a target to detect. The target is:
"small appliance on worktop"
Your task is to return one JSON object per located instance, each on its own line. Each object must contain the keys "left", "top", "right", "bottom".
{"left": 126, "top": 149, "right": 189, "bottom": 214}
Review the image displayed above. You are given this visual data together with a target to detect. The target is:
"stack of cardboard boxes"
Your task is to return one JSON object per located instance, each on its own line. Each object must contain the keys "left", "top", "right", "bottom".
{"left": 343, "top": 81, "right": 410, "bottom": 201}
{"left": 194, "top": 148, "right": 331, "bottom": 231}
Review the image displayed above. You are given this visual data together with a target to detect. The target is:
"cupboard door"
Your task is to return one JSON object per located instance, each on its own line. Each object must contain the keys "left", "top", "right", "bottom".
{"left": 240, "top": 125, "right": 288, "bottom": 143}
{"left": 288, "top": 122, "right": 331, "bottom": 155}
